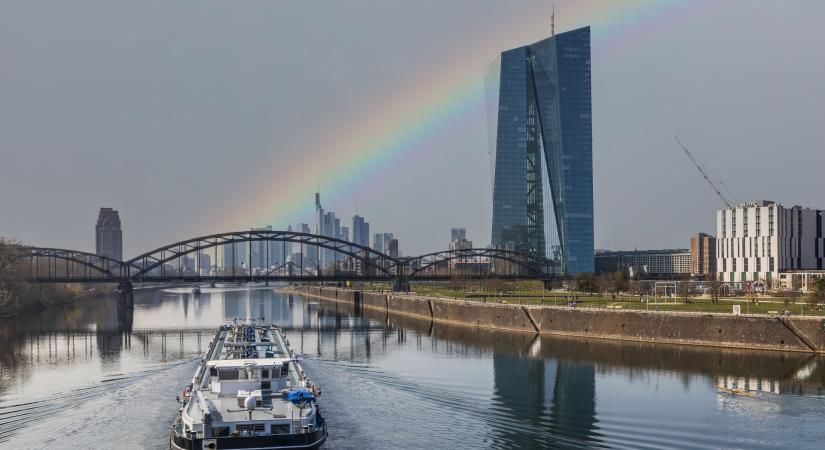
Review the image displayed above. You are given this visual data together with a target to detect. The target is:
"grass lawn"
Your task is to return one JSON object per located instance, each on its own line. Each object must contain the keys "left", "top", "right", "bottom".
{"left": 405, "top": 284, "right": 825, "bottom": 317}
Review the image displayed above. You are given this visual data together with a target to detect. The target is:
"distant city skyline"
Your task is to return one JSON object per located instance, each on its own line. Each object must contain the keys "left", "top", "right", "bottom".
{"left": 1, "top": 1, "right": 824, "bottom": 258}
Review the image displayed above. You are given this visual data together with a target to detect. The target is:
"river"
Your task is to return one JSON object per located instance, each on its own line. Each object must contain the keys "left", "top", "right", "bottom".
{"left": 0, "top": 286, "right": 823, "bottom": 449}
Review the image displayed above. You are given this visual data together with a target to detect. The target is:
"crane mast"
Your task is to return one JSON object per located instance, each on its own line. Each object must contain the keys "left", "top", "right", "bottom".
{"left": 674, "top": 136, "right": 733, "bottom": 208}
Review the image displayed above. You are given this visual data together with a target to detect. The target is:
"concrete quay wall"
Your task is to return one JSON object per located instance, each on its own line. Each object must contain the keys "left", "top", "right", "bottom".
{"left": 285, "top": 287, "right": 825, "bottom": 353}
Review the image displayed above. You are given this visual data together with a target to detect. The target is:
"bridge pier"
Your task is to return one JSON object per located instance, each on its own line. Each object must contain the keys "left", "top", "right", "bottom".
{"left": 117, "top": 282, "right": 134, "bottom": 308}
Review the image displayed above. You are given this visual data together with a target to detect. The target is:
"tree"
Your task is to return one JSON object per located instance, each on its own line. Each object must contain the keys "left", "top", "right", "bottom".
{"left": 676, "top": 281, "right": 692, "bottom": 303}
{"left": 808, "top": 277, "right": 825, "bottom": 310}
{"left": 575, "top": 272, "right": 595, "bottom": 295}
{"left": 708, "top": 279, "right": 722, "bottom": 304}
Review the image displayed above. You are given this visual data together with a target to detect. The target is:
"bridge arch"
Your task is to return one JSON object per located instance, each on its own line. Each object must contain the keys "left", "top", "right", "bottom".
{"left": 402, "top": 248, "right": 558, "bottom": 279}
{"left": 126, "top": 230, "right": 399, "bottom": 279}
{"left": 24, "top": 247, "right": 133, "bottom": 281}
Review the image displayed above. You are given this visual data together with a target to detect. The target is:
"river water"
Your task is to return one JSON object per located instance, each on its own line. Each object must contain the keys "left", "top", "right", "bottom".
{"left": 0, "top": 286, "right": 824, "bottom": 449}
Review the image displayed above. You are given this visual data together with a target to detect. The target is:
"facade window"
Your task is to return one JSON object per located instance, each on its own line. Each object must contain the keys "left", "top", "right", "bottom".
{"left": 756, "top": 208, "right": 761, "bottom": 235}
{"left": 743, "top": 210, "right": 749, "bottom": 237}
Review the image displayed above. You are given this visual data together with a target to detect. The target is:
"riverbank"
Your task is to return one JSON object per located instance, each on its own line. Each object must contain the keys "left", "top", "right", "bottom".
{"left": 285, "top": 286, "right": 825, "bottom": 354}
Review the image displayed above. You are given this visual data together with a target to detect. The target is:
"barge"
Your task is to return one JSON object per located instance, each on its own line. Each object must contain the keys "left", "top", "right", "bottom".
{"left": 171, "top": 323, "right": 326, "bottom": 449}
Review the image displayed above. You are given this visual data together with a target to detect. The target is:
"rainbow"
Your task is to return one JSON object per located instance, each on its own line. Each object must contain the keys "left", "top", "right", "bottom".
{"left": 204, "top": 0, "right": 704, "bottom": 235}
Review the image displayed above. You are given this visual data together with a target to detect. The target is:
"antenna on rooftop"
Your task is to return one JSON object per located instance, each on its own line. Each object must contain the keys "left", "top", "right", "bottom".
{"left": 551, "top": 4, "right": 555, "bottom": 36}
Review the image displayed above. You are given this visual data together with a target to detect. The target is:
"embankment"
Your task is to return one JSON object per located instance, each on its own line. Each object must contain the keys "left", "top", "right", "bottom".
{"left": 290, "top": 286, "right": 825, "bottom": 354}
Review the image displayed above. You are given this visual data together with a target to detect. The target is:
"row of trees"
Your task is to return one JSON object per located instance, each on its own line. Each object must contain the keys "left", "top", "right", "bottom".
{"left": 574, "top": 272, "right": 630, "bottom": 299}
{"left": 0, "top": 238, "right": 81, "bottom": 316}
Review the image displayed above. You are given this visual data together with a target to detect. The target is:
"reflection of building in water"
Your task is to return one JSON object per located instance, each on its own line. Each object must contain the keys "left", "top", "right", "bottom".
{"left": 718, "top": 376, "right": 781, "bottom": 394}
{"left": 95, "top": 299, "right": 133, "bottom": 360}
{"left": 491, "top": 354, "right": 598, "bottom": 448}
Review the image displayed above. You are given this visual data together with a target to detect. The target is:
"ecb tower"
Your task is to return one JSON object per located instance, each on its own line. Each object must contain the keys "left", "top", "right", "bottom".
{"left": 489, "top": 26, "right": 594, "bottom": 275}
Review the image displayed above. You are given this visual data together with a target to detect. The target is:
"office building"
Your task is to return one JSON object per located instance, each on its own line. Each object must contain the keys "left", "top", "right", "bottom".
{"left": 595, "top": 249, "right": 691, "bottom": 277}
{"left": 690, "top": 233, "right": 716, "bottom": 278}
{"left": 717, "top": 201, "right": 825, "bottom": 286}
{"left": 340, "top": 226, "right": 350, "bottom": 243}
{"left": 95, "top": 208, "right": 123, "bottom": 260}
{"left": 373, "top": 233, "right": 384, "bottom": 253}
{"left": 451, "top": 228, "right": 467, "bottom": 242}
{"left": 250, "top": 226, "right": 272, "bottom": 270}
{"left": 353, "top": 215, "right": 370, "bottom": 247}
{"left": 385, "top": 239, "right": 399, "bottom": 258}
{"left": 489, "top": 25, "right": 594, "bottom": 275}
{"left": 449, "top": 228, "right": 472, "bottom": 251}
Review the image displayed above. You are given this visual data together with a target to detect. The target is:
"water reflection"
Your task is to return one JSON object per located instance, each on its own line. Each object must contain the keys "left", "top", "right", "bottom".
{"left": 0, "top": 287, "right": 823, "bottom": 449}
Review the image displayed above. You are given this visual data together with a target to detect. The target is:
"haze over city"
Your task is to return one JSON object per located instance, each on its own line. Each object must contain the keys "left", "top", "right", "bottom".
{"left": 2, "top": 0, "right": 824, "bottom": 257}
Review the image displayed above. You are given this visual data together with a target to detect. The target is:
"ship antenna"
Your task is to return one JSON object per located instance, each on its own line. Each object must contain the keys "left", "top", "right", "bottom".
{"left": 551, "top": 4, "right": 555, "bottom": 37}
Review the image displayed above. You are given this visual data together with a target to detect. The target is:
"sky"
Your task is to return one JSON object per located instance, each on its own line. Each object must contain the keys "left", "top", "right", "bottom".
{"left": 1, "top": 0, "right": 824, "bottom": 258}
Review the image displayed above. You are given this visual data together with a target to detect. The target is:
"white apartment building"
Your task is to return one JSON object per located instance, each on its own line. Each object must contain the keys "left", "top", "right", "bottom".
{"left": 716, "top": 200, "right": 825, "bottom": 286}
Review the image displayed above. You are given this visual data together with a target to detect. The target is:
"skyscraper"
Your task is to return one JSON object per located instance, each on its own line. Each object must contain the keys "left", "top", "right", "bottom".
{"left": 385, "top": 239, "right": 399, "bottom": 258}
{"left": 352, "top": 215, "right": 370, "bottom": 247}
{"left": 373, "top": 233, "right": 384, "bottom": 253}
{"left": 95, "top": 208, "right": 123, "bottom": 260}
{"left": 489, "top": 25, "right": 594, "bottom": 275}
{"left": 451, "top": 228, "right": 467, "bottom": 242}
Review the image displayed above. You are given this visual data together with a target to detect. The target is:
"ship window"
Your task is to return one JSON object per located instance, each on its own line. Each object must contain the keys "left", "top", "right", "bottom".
{"left": 271, "top": 424, "right": 290, "bottom": 435}
{"left": 281, "top": 364, "right": 289, "bottom": 375}
{"left": 261, "top": 369, "right": 270, "bottom": 379}
{"left": 219, "top": 370, "right": 239, "bottom": 381}
{"left": 213, "top": 426, "right": 230, "bottom": 437}
{"left": 210, "top": 367, "right": 217, "bottom": 377}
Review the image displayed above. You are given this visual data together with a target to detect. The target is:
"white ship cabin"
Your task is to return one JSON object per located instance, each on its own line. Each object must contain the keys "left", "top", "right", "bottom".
{"left": 180, "top": 326, "right": 320, "bottom": 439}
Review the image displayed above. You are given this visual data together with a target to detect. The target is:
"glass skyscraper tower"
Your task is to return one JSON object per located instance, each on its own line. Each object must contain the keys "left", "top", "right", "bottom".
{"left": 489, "top": 26, "right": 594, "bottom": 275}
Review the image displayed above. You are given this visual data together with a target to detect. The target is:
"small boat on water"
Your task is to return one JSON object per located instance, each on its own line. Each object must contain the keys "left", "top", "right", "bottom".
{"left": 171, "top": 322, "right": 326, "bottom": 449}
{"left": 191, "top": 286, "right": 202, "bottom": 295}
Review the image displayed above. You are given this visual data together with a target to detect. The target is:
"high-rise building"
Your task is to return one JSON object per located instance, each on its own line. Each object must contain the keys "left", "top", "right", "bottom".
{"left": 199, "top": 253, "right": 212, "bottom": 276}
{"left": 717, "top": 201, "right": 825, "bottom": 286}
{"left": 690, "top": 233, "right": 717, "bottom": 278}
{"left": 489, "top": 25, "right": 594, "bottom": 275}
{"left": 222, "top": 242, "right": 246, "bottom": 270}
{"left": 353, "top": 215, "right": 370, "bottom": 247}
{"left": 95, "top": 208, "right": 123, "bottom": 260}
{"left": 298, "top": 223, "right": 317, "bottom": 267}
{"left": 373, "top": 233, "right": 384, "bottom": 253}
{"left": 385, "top": 239, "right": 399, "bottom": 258}
{"left": 340, "top": 226, "right": 350, "bottom": 243}
{"left": 451, "top": 228, "right": 467, "bottom": 242}
{"left": 250, "top": 226, "right": 272, "bottom": 270}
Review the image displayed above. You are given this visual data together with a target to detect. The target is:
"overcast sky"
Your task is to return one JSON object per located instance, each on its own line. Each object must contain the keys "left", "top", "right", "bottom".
{"left": 1, "top": 0, "right": 824, "bottom": 257}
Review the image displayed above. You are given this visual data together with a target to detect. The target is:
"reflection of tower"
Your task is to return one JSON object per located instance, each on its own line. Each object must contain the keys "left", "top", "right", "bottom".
{"left": 550, "top": 361, "right": 597, "bottom": 445}
{"left": 491, "top": 354, "right": 598, "bottom": 448}
{"left": 491, "top": 354, "right": 547, "bottom": 447}
{"left": 96, "top": 300, "right": 125, "bottom": 360}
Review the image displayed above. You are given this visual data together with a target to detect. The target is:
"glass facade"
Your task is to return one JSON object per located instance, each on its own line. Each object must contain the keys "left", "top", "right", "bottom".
{"left": 490, "top": 26, "right": 594, "bottom": 275}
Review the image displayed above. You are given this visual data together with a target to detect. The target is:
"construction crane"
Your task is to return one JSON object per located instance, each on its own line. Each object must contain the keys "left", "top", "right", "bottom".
{"left": 674, "top": 136, "right": 733, "bottom": 208}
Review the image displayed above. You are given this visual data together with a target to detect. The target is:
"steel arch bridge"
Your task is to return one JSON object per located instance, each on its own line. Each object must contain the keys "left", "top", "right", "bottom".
{"left": 21, "top": 230, "right": 560, "bottom": 286}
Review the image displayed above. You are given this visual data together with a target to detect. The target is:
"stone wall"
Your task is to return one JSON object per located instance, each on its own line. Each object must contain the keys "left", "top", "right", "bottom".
{"left": 282, "top": 287, "right": 824, "bottom": 353}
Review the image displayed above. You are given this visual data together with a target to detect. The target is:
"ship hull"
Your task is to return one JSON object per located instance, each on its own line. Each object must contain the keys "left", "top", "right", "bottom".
{"left": 170, "top": 423, "right": 327, "bottom": 450}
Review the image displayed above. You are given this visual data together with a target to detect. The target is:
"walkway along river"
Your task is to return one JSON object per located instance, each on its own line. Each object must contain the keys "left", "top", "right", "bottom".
{"left": 0, "top": 286, "right": 823, "bottom": 448}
